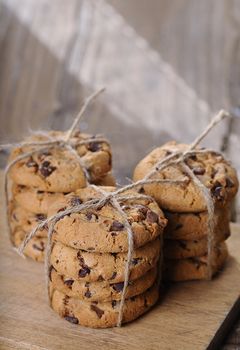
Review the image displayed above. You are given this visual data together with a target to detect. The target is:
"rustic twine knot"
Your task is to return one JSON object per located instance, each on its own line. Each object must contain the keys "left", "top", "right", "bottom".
{"left": 12, "top": 105, "right": 232, "bottom": 327}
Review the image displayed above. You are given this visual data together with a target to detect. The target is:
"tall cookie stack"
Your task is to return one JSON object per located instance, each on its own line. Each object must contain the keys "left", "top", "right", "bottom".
{"left": 8, "top": 131, "right": 113, "bottom": 262}
{"left": 133, "top": 141, "right": 239, "bottom": 281}
{"left": 48, "top": 187, "right": 167, "bottom": 327}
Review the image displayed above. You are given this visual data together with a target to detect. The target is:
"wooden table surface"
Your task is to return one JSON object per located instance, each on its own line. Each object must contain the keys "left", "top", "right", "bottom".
{"left": 0, "top": 185, "right": 240, "bottom": 350}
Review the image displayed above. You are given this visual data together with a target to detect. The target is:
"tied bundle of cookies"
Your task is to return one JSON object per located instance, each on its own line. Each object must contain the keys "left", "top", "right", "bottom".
{"left": 47, "top": 186, "right": 167, "bottom": 328}
{"left": 133, "top": 140, "right": 239, "bottom": 281}
{"left": 7, "top": 131, "right": 113, "bottom": 262}
{"left": 2, "top": 89, "right": 116, "bottom": 262}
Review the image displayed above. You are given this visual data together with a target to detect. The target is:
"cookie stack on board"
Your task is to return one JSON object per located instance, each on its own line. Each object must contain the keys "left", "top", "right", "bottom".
{"left": 133, "top": 141, "right": 239, "bottom": 281}
{"left": 8, "top": 131, "right": 113, "bottom": 262}
{"left": 48, "top": 187, "right": 167, "bottom": 328}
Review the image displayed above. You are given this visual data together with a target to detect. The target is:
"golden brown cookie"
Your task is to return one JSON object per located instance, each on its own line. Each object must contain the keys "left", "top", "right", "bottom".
{"left": 50, "top": 265, "right": 157, "bottom": 302}
{"left": 9, "top": 130, "right": 112, "bottom": 192}
{"left": 49, "top": 186, "right": 167, "bottom": 253}
{"left": 164, "top": 242, "right": 228, "bottom": 281}
{"left": 164, "top": 207, "right": 230, "bottom": 240}
{"left": 12, "top": 173, "right": 116, "bottom": 215}
{"left": 50, "top": 283, "right": 159, "bottom": 328}
{"left": 51, "top": 239, "right": 161, "bottom": 283}
{"left": 9, "top": 201, "right": 47, "bottom": 237}
{"left": 133, "top": 141, "right": 238, "bottom": 212}
{"left": 164, "top": 230, "right": 229, "bottom": 259}
{"left": 12, "top": 184, "right": 67, "bottom": 214}
{"left": 12, "top": 229, "right": 46, "bottom": 262}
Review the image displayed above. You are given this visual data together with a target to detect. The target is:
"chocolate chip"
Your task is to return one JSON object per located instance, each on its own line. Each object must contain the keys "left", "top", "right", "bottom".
{"left": 12, "top": 213, "right": 18, "bottom": 221}
{"left": 192, "top": 167, "right": 205, "bottom": 175}
{"left": 112, "top": 300, "right": 117, "bottom": 308}
{"left": 88, "top": 142, "right": 101, "bottom": 152}
{"left": 112, "top": 282, "right": 124, "bottom": 292}
{"left": 138, "top": 187, "right": 145, "bottom": 194}
{"left": 211, "top": 181, "right": 224, "bottom": 200}
{"left": 226, "top": 177, "right": 234, "bottom": 188}
{"left": 84, "top": 289, "right": 92, "bottom": 298}
{"left": 97, "top": 275, "right": 104, "bottom": 282}
{"left": 26, "top": 158, "right": 38, "bottom": 169}
{"left": 57, "top": 207, "right": 67, "bottom": 213}
{"left": 63, "top": 296, "right": 69, "bottom": 305}
{"left": 110, "top": 221, "right": 124, "bottom": 231}
{"left": 79, "top": 267, "right": 90, "bottom": 278}
{"left": 70, "top": 196, "right": 82, "bottom": 206}
{"left": 35, "top": 213, "right": 47, "bottom": 221}
{"left": 64, "top": 279, "right": 74, "bottom": 287}
{"left": 32, "top": 242, "right": 45, "bottom": 251}
{"left": 146, "top": 210, "right": 158, "bottom": 223}
{"left": 90, "top": 304, "right": 104, "bottom": 318}
{"left": 39, "top": 161, "right": 56, "bottom": 177}
{"left": 131, "top": 258, "right": 140, "bottom": 265}
{"left": 175, "top": 223, "right": 183, "bottom": 230}
{"left": 189, "top": 155, "right": 197, "bottom": 161}
{"left": 85, "top": 212, "right": 98, "bottom": 221}
{"left": 110, "top": 272, "right": 117, "bottom": 280}
{"left": 77, "top": 254, "right": 91, "bottom": 277}
{"left": 48, "top": 265, "right": 55, "bottom": 281}
{"left": 64, "top": 315, "right": 79, "bottom": 324}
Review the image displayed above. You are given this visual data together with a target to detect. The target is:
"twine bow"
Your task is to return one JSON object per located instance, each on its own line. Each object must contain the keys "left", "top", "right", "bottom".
{"left": 11, "top": 107, "right": 231, "bottom": 326}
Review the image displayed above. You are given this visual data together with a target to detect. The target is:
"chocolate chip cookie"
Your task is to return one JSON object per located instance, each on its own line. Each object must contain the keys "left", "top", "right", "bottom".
{"left": 49, "top": 186, "right": 167, "bottom": 253}
{"left": 50, "top": 239, "right": 161, "bottom": 283}
{"left": 9, "top": 201, "right": 47, "bottom": 237}
{"left": 50, "top": 283, "right": 159, "bottom": 328}
{"left": 164, "top": 206, "right": 230, "bottom": 241}
{"left": 164, "top": 242, "right": 228, "bottom": 281}
{"left": 164, "top": 230, "right": 229, "bottom": 259}
{"left": 9, "top": 130, "right": 112, "bottom": 192}
{"left": 12, "top": 172, "right": 115, "bottom": 215}
{"left": 50, "top": 265, "right": 157, "bottom": 302}
{"left": 12, "top": 229, "right": 46, "bottom": 262}
{"left": 133, "top": 141, "right": 239, "bottom": 212}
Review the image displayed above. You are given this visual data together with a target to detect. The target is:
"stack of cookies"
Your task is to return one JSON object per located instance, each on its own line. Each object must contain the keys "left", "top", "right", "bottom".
{"left": 133, "top": 141, "right": 239, "bottom": 281}
{"left": 8, "top": 131, "right": 113, "bottom": 262}
{"left": 48, "top": 187, "right": 167, "bottom": 327}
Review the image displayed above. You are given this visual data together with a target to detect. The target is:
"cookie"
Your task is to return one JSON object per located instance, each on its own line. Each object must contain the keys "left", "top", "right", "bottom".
{"left": 164, "top": 230, "right": 229, "bottom": 259}
{"left": 50, "top": 265, "right": 157, "bottom": 302}
{"left": 51, "top": 239, "right": 161, "bottom": 283}
{"left": 133, "top": 141, "right": 239, "bottom": 212}
{"left": 164, "top": 207, "right": 230, "bottom": 240}
{"left": 49, "top": 186, "right": 167, "bottom": 253}
{"left": 12, "top": 173, "right": 116, "bottom": 215}
{"left": 12, "top": 229, "right": 46, "bottom": 262}
{"left": 164, "top": 242, "right": 228, "bottom": 281}
{"left": 50, "top": 283, "right": 158, "bottom": 328}
{"left": 9, "top": 130, "right": 112, "bottom": 192}
{"left": 12, "top": 184, "right": 67, "bottom": 214}
{"left": 9, "top": 201, "right": 47, "bottom": 237}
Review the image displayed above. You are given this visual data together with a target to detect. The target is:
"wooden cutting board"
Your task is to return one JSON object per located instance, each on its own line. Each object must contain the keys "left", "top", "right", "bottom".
{"left": 0, "top": 202, "right": 239, "bottom": 350}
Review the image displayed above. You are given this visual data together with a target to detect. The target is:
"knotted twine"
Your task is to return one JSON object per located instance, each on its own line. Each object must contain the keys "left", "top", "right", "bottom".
{"left": 1, "top": 87, "right": 109, "bottom": 239}
{"left": 17, "top": 108, "right": 230, "bottom": 327}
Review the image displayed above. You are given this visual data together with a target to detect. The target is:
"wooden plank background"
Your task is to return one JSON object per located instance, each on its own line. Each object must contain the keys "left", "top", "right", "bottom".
{"left": 0, "top": 1, "right": 239, "bottom": 348}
